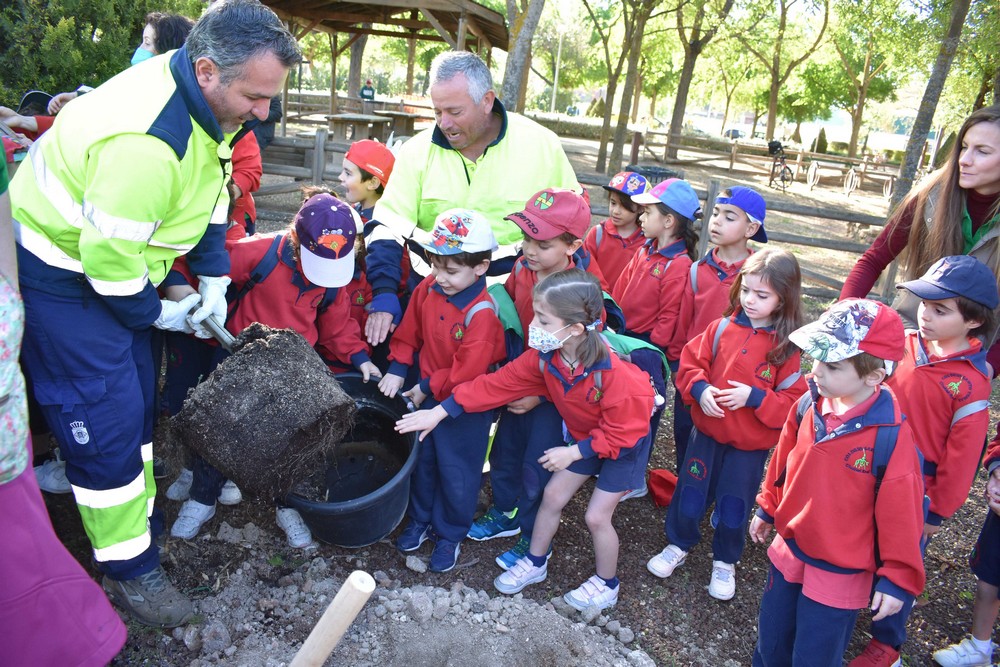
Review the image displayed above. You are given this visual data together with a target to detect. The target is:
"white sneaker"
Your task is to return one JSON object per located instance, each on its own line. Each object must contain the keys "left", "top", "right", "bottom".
{"left": 618, "top": 483, "right": 649, "bottom": 503}
{"left": 564, "top": 575, "right": 619, "bottom": 611}
{"left": 165, "top": 468, "right": 193, "bottom": 501}
{"left": 708, "top": 560, "right": 736, "bottom": 600}
{"left": 170, "top": 500, "right": 216, "bottom": 539}
{"left": 932, "top": 636, "right": 995, "bottom": 667}
{"left": 217, "top": 480, "right": 242, "bottom": 506}
{"left": 34, "top": 458, "right": 71, "bottom": 494}
{"left": 494, "top": 556, "right": 547, "bottom": 595}
{"left": 647, "top": 544, "right": 688, "bottom": 578}
{"left": 276, "top": 508, "right": 316, "bottom": 549}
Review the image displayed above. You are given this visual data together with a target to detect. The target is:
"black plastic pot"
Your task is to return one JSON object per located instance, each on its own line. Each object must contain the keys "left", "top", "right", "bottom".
{"left": 285, "top": 373, "right": 417, "bottom": 548}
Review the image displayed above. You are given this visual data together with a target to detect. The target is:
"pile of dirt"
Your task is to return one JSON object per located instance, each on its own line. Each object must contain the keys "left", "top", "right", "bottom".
{"left": 170, "top": 323, "right": 356, "bottom": 498}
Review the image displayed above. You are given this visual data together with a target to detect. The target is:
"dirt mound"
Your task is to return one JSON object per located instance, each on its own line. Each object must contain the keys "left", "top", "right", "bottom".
{"left": 170, "top": 323, "right": 356, "bottom": 498}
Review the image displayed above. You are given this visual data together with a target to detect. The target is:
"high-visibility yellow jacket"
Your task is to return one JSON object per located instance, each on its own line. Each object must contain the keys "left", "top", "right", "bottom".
{"left": 11, "top": 46, "right": 233, "bottom": 329}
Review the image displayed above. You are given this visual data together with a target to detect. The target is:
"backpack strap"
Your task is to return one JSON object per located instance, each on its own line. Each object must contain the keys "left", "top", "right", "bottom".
{"left": 486, "top": 283, "right": 523, "bottom": 339}
{"left": 774, "top": 371, "right": 802, "bottom": 391}
{"left": 690, "top": 260, "right": 700, "bottom": 295}
{"left": 464, "top": 295, "right": 498, "bottom": 327}
{"left": 228, "top": 234, "right": 284, "bottom": 316}
{"left": 951, "top": 399, "right": 989, "bottom": 426}
{"left": 594, "top": 224, "right": 604, "bottom": 249}
{"left": 710, "top": 317, "right": 731, "bottom": 358}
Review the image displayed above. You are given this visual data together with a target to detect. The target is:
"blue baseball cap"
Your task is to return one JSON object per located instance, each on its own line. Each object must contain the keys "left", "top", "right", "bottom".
{"left": 897, "top": 255, "right": 1000, "bottom": 309}
{"left": 716, "top": 186, "right": 767, "bottom": 242}
{"left": 631, "top": 178, "right": 702, "bottom": 220}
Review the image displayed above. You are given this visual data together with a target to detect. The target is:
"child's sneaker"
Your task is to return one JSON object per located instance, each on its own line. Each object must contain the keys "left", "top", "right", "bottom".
{"left": 101, "top": 566, "right": 193, "bottom": 628}
{"left": 467, "top": 506, "right": 520, "bottom": 541}
{"left": 165, "top": 468, "right": 193, "bottom": 501}
{"left": 496, "top": 537, "right": 553, "bottom": 570}
{"left": 275, "top": 507, "right": 317, "bottom": 549}
{"left": 429, "top": 540, "right": 461, "bottom": 573}
{"left": 848, "top": 639, "right": 901, "bottom": 667}
{"left": 34, "top": 458, "right": 71, "bottom": 494}
{"left": 494, "top": 556, "right": 547, "bottom": 594}
{"left": 618, "top": 483, "right": 648, "bottom": 503}
{"left": 395, "top": 521, "right": 431, "bottom": 552}
{"left": 708, "top": 561, "right": 736, "bottom": 600}
{"left": 932, "top": 636, "right": 995, "bottom": 667}
{"left": 647, "top": 544, "right": 687, "bottom": 578}
{"left": 563, "top": 575, "right": 619, "bottom": 611}
{"left": 218, "top": 480, "right": 243, "bottom": 506}
{"left": 170, "top": 500, "right": 216, "bottom": 540}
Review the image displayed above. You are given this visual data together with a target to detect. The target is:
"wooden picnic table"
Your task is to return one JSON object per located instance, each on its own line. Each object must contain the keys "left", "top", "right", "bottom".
{"left": 324, "top": 113, "right": 392, "bottom": 143}
{"left": 373, "top": 109, "right": 420, "bottom": 138}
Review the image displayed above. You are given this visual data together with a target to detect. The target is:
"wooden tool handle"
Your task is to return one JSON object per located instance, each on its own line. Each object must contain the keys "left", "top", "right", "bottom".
{"left": 290, "top": 570, "right": 376, "bottom": 667}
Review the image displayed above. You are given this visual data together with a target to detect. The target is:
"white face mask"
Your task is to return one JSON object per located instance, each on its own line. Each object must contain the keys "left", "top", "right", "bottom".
{"left": 528, "top": 323, "right": 573, "bottom": 354}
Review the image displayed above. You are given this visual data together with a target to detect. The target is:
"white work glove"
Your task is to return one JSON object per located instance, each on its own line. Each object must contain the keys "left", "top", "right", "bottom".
{"left": 153, "top": 294, "right": 202, "bottom": 333}
{"left": 190, "top": 275, "right": 231, "bottom": 328}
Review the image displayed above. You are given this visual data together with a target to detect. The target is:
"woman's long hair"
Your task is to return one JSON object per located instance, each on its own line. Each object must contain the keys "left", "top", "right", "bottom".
{"left": 893, "top": 104, "right": 1000, "bottom": 282}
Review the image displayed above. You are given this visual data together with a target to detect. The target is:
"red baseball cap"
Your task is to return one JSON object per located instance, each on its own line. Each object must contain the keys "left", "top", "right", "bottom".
{"left": 505, "top": 188, "right": 591, "bottom": 240}
{"left": 345, "top": 139, "right": 394, "bottom": 184}
{"left": 790, "top": 299, "right": 905, "bottom": 364}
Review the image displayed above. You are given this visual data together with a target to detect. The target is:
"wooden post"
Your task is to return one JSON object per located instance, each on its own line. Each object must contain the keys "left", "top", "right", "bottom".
{"left": 329, "top": 34, "right": 338, "bottom": 115}
{"left": 794, "top": 149, "right": 803, "bottom": 179}
{"left": 629, "top": 132, "right": 642, "bottom": 166}
{"left": 289, "top": 571, "right": 376, "bottom": 667}
{"left": 880, "top": 260, "right": 899, "bottom": 303}
{"left": 312, "top": 129, "right": 328, "bottom": 185}
{"left": 698, "top": 180, "right": 721, "bottom": 258}
{"left": 728, "top": 142, "right": 737, "bottom": 172}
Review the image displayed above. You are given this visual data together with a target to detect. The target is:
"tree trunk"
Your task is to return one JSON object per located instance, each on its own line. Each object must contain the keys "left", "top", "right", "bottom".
{"left": 649, "top": 89, "right": 658, "bottom": 121}
{"left": 406, "top": 33, "right": 416, "bottom": 96}
{"left": 631, "top": 69, "right": 643, "bottom": 123}
{"left": 891, "top": 0, "right": 971, "bottom": 208}
{"left": 609, "top": 7, "right": 651, "bottom": 173}
{"left": 667, "top": 51, "right": 699, "bottom": 158}
{"left": 518, "top": 51, "right": 532, "bottom": 111}
{"left": 347, "top": 27, "right": 369, "bottom": 98}
{"left": 500, "top": 0, "right": 546, "bottom": 110}
{"left": 597, "top": 77, "right": 620, "bottom": 173}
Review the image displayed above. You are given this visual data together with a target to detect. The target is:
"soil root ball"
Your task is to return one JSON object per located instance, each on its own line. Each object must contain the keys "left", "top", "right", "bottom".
{"left": 171, "top": 323, "right": 356, "bottom": 497}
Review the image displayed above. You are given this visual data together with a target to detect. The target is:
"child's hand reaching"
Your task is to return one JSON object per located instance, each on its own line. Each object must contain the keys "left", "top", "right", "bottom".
{"left": 870, "top": 591, "right": 904, "bottom": 621}
{"left": 403, "top": 385, "right": 427, "bottom": 409}
{"left": 699, "top": 386, "right": 725, "bottom": 418}
{"left": 358, "top": 361, "right": 382, "bottom": 383}
{"left": 748, "top": 515, "right": 772, "bottom": 544}
{"left": 506, "top": 395, "right": 541, "bottom": 414}
{"left": 539, "top": 445, "right": 582, "bottom": 472}
{"left": 378, "top": 373, "right": 404, "bottom": 398}
{"left": 716, "top": 381, "right": 752, "bottom": 411}
{"left": 395, "top": 404, "right": 448, "bottom": 441}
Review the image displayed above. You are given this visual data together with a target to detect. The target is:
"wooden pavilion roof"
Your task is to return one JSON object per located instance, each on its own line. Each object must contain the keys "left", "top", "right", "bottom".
{"left": 261, "top": 0, "right": 509, "bottom": 53}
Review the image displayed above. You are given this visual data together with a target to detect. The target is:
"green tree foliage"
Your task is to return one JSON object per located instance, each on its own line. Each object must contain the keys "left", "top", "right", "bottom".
{"left": 814, "top": 126, "right": 828, "bottom": 152}
{"left": 0, "top": 0, "right": 158, "bottom": 105}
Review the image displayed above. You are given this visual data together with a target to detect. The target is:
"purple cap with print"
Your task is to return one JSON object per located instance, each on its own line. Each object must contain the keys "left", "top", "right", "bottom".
{"left": 603, "top": 171, "right": 649, "bottom": 198}
{"left": 296, "top": 193, "right": 361, "bottom": 288}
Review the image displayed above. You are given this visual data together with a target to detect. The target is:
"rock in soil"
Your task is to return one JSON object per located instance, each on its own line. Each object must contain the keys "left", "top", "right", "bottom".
{"left": 170, "top": 323, "right": 356, "bottom": 498}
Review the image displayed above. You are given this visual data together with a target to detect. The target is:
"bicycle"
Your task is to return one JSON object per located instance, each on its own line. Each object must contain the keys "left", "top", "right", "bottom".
{"left": 768, "top": 140, "right": 793, "bottom": 192}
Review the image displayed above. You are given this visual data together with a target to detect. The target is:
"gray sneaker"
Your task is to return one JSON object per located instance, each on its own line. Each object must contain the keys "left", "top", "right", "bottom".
{"left": 101, "top": 566, "right": 194, "bottom": 628}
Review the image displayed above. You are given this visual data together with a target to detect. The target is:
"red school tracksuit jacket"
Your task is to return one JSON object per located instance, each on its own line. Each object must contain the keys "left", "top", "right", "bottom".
{"left": 386, "top": 275, "right": 505, "bottom": 401}
{"left": 504, "top": 254, "right": 605, "bottom": 335}
{"left": 441, "top": 347, "right": 655, "bottom": 461}
{"left": 674, "top": 247, "right": 753, "bottom": 348}
{"left": 227, "top": 233, "right": 372, "bottom": 369}
{"left": 583, "top": 218, "right": 645, "bottom": 292}
{"left": 887, "top": 333, "right": 992, "bottom": 525}
{"left": 676, "top": 312, "right": 807, "bottom": 449}
{"left": 612, "top": 238, "right": 692, "bottom": 361}
{"left": 756, "top": 382, "right": 926, "bottom": 602}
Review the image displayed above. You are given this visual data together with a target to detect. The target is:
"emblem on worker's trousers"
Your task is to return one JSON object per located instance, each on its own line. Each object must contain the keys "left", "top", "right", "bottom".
{"left": 70, "top": 420, "right": 90, "bottom": 445}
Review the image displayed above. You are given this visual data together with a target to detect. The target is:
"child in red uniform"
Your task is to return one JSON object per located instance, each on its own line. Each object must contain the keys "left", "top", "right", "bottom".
{"left": 379, "top": 208, "right": 506, "bottom": 573}
{"left": 671, "top": 186, "right": 768, "bottom": 469}
{"left": 170, "top": 193, "right": 380, "bottom": 548}
{"left": 468, "top": 188, "right": 607, "bottom": 571}
{"left": 648, "top": 248, "right": 806, "bottom": 600}
{"left": 934, "top": 431, "right": 1000, "bottom": 666}
{"left": 337, "top": 140, "right": 396, "bottom": 332}
{"left": 853, "top": 255, "right": 998, "bottom": 666}
{"left": 397, "top": 270, "right": 654, "bottom": 611}
{"left": 750, "top": 299, "right": 925, "bottom": 667}
{"left": 583, "top": 171, "right": 649, "bottom": 291}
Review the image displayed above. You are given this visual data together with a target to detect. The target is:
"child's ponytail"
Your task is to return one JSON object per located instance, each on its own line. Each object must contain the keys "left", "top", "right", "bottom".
{"left": 534, "top": 269, "right": 609, "bottom": 369}
{"left": 654, "top": 202, "right": 700, "bottom": 261}
{"left": 725, "top": 247, "right": 805, "bottom": 365}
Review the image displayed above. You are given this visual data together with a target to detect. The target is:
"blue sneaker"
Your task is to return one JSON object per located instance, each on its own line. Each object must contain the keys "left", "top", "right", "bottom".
{"left": 496, "top": 536, "right": 553, "bottom": 570}
{"left": 467, "top": 506, "right": 520, "bottom": 541}
{"left": 395, "top": 521, "right": 431, "bottom": 553}
{"left": 429, "top": 540, "right": 461, "bottom": 573}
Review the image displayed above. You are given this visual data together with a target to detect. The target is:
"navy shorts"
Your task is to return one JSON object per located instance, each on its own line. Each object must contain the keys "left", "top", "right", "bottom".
{"left": 970, "top": 510, "right": 1000, "bottom": 593}
{"left": 568, "top": 433, "right": 650, "bottom": 493}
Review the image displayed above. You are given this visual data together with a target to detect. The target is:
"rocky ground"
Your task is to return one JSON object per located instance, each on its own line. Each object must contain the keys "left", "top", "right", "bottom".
{"left": 39, "top": 137, "right": 995, "bottom": 666}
